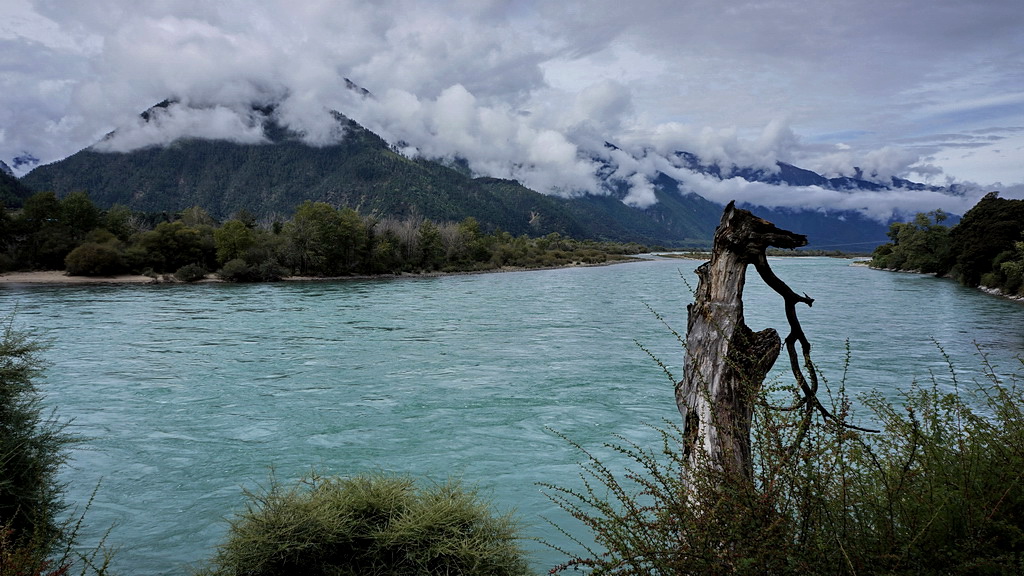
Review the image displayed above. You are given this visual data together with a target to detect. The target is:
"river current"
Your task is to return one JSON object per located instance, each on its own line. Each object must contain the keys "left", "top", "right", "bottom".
{"left": 2, "top": 257, "right": 1022, "bottom": 574}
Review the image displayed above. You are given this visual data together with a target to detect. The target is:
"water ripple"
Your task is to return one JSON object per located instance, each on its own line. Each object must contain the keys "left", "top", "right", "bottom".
{"left": 2, "top": 258, "right": 1022, "bottom": 574}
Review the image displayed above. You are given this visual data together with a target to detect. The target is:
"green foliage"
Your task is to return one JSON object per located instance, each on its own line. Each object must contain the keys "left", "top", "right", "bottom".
{"left": 64, "top": 242, "right": 124, "bottom": 277}
{"left": 545, "top": 350, "right": 1024, "bottom": 575}
{"left": 871, "top": 194, "right": 1024, "bottom": 296}
{"left": 64, "top": 231, "right": 127, "bottom": 277}
{"left": 998, "top": 242, "right": 1024, "bottom": 296}
{"left": 948, "top": 192, "right": 1024, "bottom": 287}
{"left": 101, "top": 204, "right": 137, "bottom": 243}
{"left": 0, "top": 168, "right": 32, "bottom": 209}
{"left": 214, "top": 220, "right": 256, "bottom": 265}
{"left": 2, "top": 191, "right": 646, "bottom": 279}
{"left": 134, "top": 220, "right": 214, "bottom": 273}
{"left": 174, "top": 263, "right": 208, "bottom": 283}
{"left": 870, "top": 209, "right": 950, "bottom": 273}
{"left": 197, "top": 472, "right": 531, "bottom": 576}
{"left": 13, "top": 192, "right": 77, "bottom": 270}
{"left": 417, "top": 220, "right": 445, "bottom": 271}
{"left": 283, "top": 201, "right": 350, "bottom": 276}
{"left": 0, "top": 320, "right": 70, "bottom": 553}
{"left": 0, "top": 319, "right": 114, "bottom": 576}
{"left": 58, "top": 192, "right": 100, "bottom": 243}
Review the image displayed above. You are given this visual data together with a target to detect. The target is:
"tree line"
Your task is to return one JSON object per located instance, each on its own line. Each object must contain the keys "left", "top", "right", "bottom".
{"left": 0, "top": 191, "right": 647, "bottom": 281}
{"left": 870, "top": 192, "right": 1024, "bottom": 297}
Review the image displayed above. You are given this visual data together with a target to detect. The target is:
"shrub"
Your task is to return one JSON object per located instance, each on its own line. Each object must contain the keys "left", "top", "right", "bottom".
{"left": 0, "top": 320, "right": 69, "bottom": 552}
{"left": 217, "top": 259, "right": 287, "bottom": 282}
{"left": 216, "top": 259, "right": 252, "bottom": 282}
{"left": 544, "top": 349, "right": 1024, "bottom": 575}
{"left": 0, "top": 319, "right": 113, "bottom": 576}
{"left": 174, "top": 263, "right": 207, "bottom": 283}
{"left": 197, "top": 472, "right": 531, "bottom": 576}
{"left": 64, "top": 242, "right": 125, "bottom": 276}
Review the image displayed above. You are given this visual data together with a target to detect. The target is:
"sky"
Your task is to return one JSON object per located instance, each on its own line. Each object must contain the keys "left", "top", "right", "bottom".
{"left": 2, "top": 0, "right": 1022, "bottom": 219}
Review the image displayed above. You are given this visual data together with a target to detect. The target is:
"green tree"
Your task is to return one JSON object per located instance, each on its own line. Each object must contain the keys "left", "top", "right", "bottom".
{"left": 64, "top": 230, "right": 126, "bottom": 276}
{"left": 134, "top": 221, "right": 211, "bottom": 273}
{"left": 998, "top": 241, "right": 1024, "bottom": 295}
{"left": 214, "top": 220, "right": 257, "bottom": 265}
{"left": 0, "top": 206, "right": 13, "bottom": 272}
{"left": 19, "top": 192, "right": 61, "bottom": 229}
{"left": 283, "top": 201, "right": 345, "bottom": 276}
{"left": 180, "top": 206, "right": 217, "bottom": 228}
{"left": 336, "top": 207, "right": 369, "bottom": 273}
{"left": 417, "top": 220, "right": 444, "bottom": 270}
{"left": 102, "top": 204, "right": 138, "bottom": 242}
{"left": 14, "top": 192, "right": 77, "bottom": 270}
{"left": 870, "top": 210, "right": 949, "bottom": 273}
{"left": 58, "top": 191, "right": 100, "bottom": 242}
{"left": 947, "top": 192, "right": 1024, "bottom": 286}
{"left": 368, "top": 231, "right": 406, "bottom": 274}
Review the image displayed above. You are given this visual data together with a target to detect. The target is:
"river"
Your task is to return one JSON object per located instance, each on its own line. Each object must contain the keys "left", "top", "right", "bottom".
{"left": 2, "top": 256, "right": 1022, "bottom": 574}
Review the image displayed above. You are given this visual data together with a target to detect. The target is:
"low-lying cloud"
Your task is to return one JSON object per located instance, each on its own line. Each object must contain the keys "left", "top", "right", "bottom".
{"left": 94, "top": 102, "right": 269, "bottom": 152}
{"left": 4, "top": 0, "right": 1020, "bottom": 221}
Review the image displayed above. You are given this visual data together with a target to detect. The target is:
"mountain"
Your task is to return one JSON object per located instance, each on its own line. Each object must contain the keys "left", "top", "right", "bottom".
{"left": 20, "top": 99, "right": 899, "bottom": 249}
{"left": 11, "top": 153, "right": 39, "bottom": 173}
{"left": 672, "top": 150, "right": 965, "bottom": 195}
{"left": 1, "top": 160, "right": 33, "bottom": 208}
{"left": 590, "top": 145, "right": 893, "bottom": 249}
{"left": 19, "top": 103, "right": 726, "bottom": 246}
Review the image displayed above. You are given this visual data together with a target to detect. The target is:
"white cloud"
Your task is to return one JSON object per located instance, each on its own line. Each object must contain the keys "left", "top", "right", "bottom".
{"left": 94, "top": 102, "right": 268, "bottom": 152}
{"left": 1, "top": 0, "right": 1020, "bottom": 216}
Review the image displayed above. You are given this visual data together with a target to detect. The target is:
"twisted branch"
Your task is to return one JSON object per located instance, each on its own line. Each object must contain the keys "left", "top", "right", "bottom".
{"left": 752, "top": 252, "right": 879, "bottom": 449}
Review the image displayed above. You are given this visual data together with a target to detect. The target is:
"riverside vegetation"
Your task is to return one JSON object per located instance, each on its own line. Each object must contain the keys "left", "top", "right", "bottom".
{"left": 870, "top": 192, "right": 1024, "bottom": 298}
{"left": 0, "top": 191, "right": 647, "bottom": 281}
{"left": 543, "top": 346, "right": 1024, "bottom": 574}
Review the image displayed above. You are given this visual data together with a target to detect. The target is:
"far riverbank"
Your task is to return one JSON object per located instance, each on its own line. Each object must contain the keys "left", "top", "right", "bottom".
{"left": 0, "top": 256, "right": 647, "bottom": 287}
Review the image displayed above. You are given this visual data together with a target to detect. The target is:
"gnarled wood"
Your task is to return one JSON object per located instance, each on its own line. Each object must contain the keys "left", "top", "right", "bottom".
{"left": 678, "top": 201, "right": 807, "bottom": 480}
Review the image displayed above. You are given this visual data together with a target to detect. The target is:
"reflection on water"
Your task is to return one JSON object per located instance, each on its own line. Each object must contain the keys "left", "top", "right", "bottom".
{"left": 2, "top": 258, "right": 1022, "bottom": 574}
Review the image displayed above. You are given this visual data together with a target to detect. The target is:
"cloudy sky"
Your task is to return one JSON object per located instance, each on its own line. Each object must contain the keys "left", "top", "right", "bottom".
{"left": 2, "top": 0, "right": 1022, "bottom": 217}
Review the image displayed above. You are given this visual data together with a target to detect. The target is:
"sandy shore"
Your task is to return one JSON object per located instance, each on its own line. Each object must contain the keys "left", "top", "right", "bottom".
{"left": 0, "top": 270, "right": 160, "bottom": 285}
{"left": 0, "top": 258, "right": 645, "bottom": 286}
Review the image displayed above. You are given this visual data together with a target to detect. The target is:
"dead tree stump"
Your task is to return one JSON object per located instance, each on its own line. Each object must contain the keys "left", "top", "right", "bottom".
{"left": 678, "top": 201, "right": 808, "bottom": 481}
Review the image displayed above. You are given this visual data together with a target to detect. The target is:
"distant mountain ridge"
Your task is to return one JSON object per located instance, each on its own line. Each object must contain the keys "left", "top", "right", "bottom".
{"left": 16, "top": 98, "right": 918, "bottom": 249}
{"left": 672, "top": 150, "right": 957, "bottom": 193}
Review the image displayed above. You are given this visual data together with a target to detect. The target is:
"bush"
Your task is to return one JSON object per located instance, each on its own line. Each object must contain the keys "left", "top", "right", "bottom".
{"left": 544, "top": 350, "right": 1024, "bottom": 575}
{"left": 217, "top": 259, "right": 287, "bottom": 282}
{"left": 0, "top": 320, "right": 70, "bottom": 553}
{"left": 64, "top": 242, "right": 125, "bottom": 276}
{"left": 197, "top": 472, "right": 531, "bottom": 576}
{"left": 0, "top": 319, "right": 113, "bottom": 576}
{"left": 216, "top": 259, "right": 253, "bottom": 282}
{"left": 174, "top": 263, "right": 207, "bottom": 283}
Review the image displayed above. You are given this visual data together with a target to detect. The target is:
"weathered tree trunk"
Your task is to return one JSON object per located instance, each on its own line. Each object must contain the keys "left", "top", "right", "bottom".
{"left": 677, "top": 202, "right": 808, "bottom": 480}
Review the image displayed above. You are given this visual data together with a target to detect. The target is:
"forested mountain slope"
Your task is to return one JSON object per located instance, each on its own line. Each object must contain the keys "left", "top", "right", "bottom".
{"left": 21, "top": 103, "right": 896, "bottom": 249}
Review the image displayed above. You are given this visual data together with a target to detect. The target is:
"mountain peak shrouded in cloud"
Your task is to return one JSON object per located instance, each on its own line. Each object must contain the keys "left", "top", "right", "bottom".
{"left": 11, "top": 153, "right": 39, "bottom": 172}
{"left": 6, "top": 1, "right": 1020, "bottom": 215}
{"left": 59, "top": 79, "right": 991, "bottom": 225}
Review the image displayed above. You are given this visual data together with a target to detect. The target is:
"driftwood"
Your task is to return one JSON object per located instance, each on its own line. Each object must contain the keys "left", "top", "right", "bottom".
{"left": 677, "top": 201, "right": 871, "bottom": 482}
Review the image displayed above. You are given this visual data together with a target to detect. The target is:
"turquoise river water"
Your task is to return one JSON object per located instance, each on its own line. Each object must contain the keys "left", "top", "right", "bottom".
{"left": 2, "top": 256, "right": 1022, "bottom": 574}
